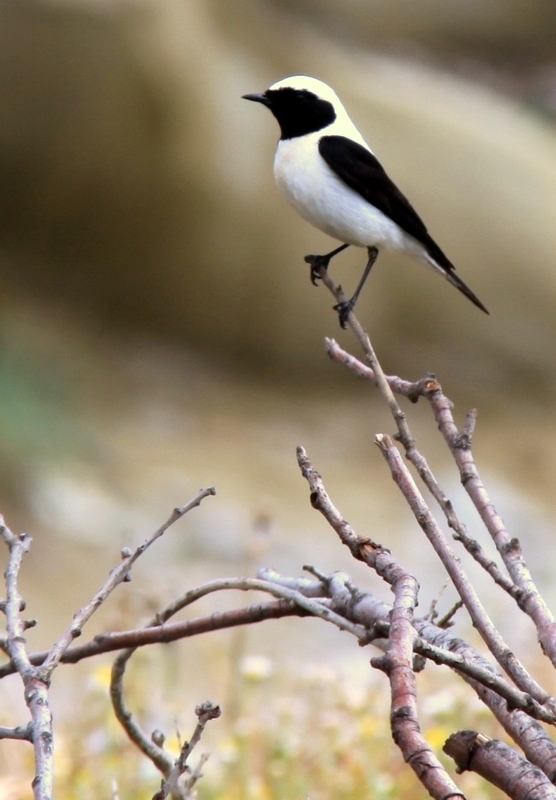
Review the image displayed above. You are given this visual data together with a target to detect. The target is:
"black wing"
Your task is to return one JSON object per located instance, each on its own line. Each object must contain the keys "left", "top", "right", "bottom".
{"left": 318, "top": 135, "right": 453, "bottom": 272}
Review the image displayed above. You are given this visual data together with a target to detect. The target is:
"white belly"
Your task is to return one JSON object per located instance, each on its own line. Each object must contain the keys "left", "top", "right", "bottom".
{"left": 274, "top": 134, "right": 426, "bottom": 260}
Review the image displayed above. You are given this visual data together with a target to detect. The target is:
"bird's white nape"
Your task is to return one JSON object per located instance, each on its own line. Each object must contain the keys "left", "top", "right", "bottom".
{"left": 243, "top": 74, "right": 489, "bottom": 318}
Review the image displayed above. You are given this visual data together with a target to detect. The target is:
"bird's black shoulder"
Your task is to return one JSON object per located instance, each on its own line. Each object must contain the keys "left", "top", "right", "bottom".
{"left": 318, "top": 135, "right": 453, "bottom": 270}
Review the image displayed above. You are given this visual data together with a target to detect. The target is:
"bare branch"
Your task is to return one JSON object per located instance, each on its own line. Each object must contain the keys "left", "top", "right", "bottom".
{"left": 0, "top": 600, "right": 302, "bottom": 675}
{"left": 0, "top": 492, "right": 216, "bottom": 799}
{"left": 325, "top": 336, "right": 420, "bottom": 399}
{"left": 444, "top": 731, "right": 556, "bottom": 800}
{"left": 326, "top": 339, "right": 520, "bottom": 600}
{"left": 375, "top": 433, "right": 555, "bottom": 710}
{"left": 154, "top": 702, "right": 221, "bottom": 800}
{"left": 370, "top": 550, "right": 462, "bottom": 797}
{"left": 111, "top": 646, "right": 173, "bottom": 775}
{"left": 0, "top": 517, "right": 53, "bottom": 800}
{"left": 424, "top": 381, "right": 556, "bottom": 665}
{"left": 327, "top": 327, "right": 556, "bottom": 667}
{"left": 42, "top": 488, "right": 217, "bottom": 675}
{"left": 258, "top": 566, "right": 332, "bottom": 596}
{"left": 0, "top": 723, "right": 33, "bottom": 741}
{"left": 296, "top": 443, "right": 556, "bottom": 779}
{"left": 413, "top": 639, "right": 556, "bottom": 724}
{"left": 110, "top": 574, "right": 366, "bottom": 775}
{"left": 463, "top": 677, "right": 556, "bottom": 781}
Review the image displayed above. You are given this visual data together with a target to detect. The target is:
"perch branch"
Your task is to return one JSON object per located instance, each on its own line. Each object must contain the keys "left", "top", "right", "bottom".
{"left": 325, "top": 338, "right": 519, "bottom": 600}
{"left": 326, "top": 337, "right": 556, "bottom": 666}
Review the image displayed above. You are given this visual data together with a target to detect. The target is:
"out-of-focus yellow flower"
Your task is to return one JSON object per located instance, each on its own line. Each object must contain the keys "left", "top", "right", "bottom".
{"left": 89, "top": 664, "right": 113, "bottom": 691}
{"left": 426, "top": 725, "right": 451, "bottom": 751}
{"left": 240, "top": 655, "right": 274, "bottom": 681}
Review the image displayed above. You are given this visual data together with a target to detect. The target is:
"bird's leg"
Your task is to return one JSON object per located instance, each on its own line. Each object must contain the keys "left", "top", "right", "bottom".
{"left": 333, "top": 246, "right": 379, "bottom": 329}
{"left": 304, "top": 243, "right": 350, "bottom": 286}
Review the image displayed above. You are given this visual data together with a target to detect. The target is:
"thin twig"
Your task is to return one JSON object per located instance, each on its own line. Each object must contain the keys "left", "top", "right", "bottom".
{"left": 110, "top": 575, "right": 367, "bottom": 773}
{"left": 326, "top": 335, "right": 556, "bottom": 666}
{"left": 155, "top": 702, "right": 220, "bottom": 800}
{"left": 149, "top": 577, "right": 366, "bottom": 639}
{"left": 425, "top": 580, "right": 450, "bottom": 622}
{"left": 0, "top": 723, "right": 33, "bottom": 741}
{"left": 182, "top": 751, "right": 210, "bottom": 797}
{"left": 43, "top": 488, "right": 217, "bottom": 675}
{"left": 375, "top": 433, "right": 555, "bottom": 710}
{"left": 325, "top": 338, "right": 520, "bottom": 600}
{"left": 436, "top": 600, "right": 463, "bottom": 629}
{"left": 423, "top": 380, "right": 556, "bottom": 665}
{"left": 0, "top": 518, "right": 53, "bottom": 800}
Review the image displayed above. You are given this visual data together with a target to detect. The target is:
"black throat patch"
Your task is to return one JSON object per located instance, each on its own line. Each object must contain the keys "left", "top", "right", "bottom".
{"left": 264, "top": 87, "right": 336, "bottom": 139}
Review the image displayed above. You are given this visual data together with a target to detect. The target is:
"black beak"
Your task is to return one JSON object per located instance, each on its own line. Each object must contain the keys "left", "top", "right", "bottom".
{"left": 242, "top": 92, "right": 271, "bottom": 106}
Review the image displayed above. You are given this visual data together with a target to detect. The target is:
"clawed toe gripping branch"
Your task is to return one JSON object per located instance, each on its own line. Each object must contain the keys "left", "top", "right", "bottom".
{"left": 1, "top": 272, "right": 556, "bottom": 799}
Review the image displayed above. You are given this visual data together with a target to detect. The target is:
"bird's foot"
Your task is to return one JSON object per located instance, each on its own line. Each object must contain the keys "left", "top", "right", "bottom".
{"left": 332, "top": 298, "right": 354, "bottom": 329}
{"left": 304, "top": 253, "right": 331, "bottom": 286}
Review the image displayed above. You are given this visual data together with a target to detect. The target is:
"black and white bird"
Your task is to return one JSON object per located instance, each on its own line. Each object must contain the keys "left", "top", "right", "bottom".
{"left": 243, "top": 75, "right": 488, "bottom": 327}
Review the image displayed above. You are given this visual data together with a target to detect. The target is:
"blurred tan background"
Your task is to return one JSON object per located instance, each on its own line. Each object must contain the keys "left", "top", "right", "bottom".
{"left": 1, "top": 0, "right": 556, "bottom": 712}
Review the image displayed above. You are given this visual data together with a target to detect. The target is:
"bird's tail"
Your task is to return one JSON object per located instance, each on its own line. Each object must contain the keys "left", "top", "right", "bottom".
{"left": 424, "top": 246, "right": 489, "bottom": 314}
{"left": 441, "top": 266, "right": 489, "bottom": 314}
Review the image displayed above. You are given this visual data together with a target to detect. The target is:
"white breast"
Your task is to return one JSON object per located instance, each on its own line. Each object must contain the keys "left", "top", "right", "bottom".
{"left": 273, "top": 133, "right": 426, "bottom": 260}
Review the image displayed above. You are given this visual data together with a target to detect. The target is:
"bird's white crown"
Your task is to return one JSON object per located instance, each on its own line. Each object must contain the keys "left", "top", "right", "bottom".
{"left": 268, "top": 75, "right": 342, "bottom": 107}
{"left": 267, "top": 75, "right": 365, "bottom": 142}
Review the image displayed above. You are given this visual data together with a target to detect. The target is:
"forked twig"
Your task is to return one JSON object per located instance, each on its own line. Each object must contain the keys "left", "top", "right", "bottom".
{"left": 375, "top": 433, "right": 555, "bottom": 710}
{"left": 44, "top": 488, "right": 217, "bottom": 674}
{"left": 0, "top": 489, "right": 216, "bottom": 800}
{"left": 325, "top": 334, "right": 556, "bottom": 665}
{"left": 152, "top": 702, "right": 221, "bottom": 800}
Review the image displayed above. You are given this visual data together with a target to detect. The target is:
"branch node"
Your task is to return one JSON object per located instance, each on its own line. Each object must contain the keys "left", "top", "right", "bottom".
{"left": 309, "top": 491, "right": 321, "bottom": 510}
{"left": 151, "top": 730, "right": 166, "bottom": 748}
{"left": 443, "top": 730, "right": 487, "bottom": 773}
{"left": 453, "top": 432, "right": 473, "bottom": 450}
{"left": 195, "top": 701, "right": 221, "bottom": 721}
{"left": 370, "top": 654, "right": 390, "bottom": 673}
